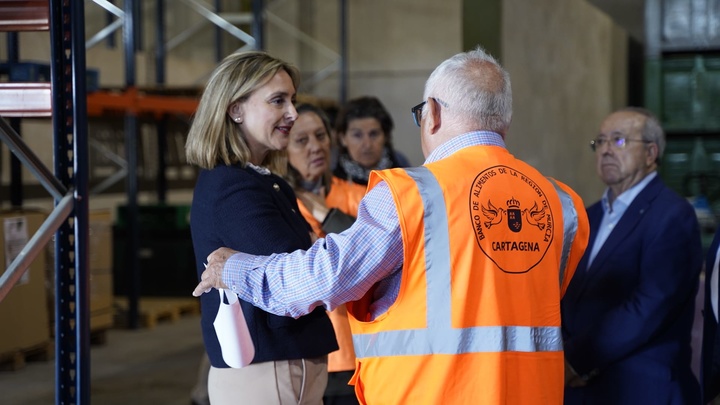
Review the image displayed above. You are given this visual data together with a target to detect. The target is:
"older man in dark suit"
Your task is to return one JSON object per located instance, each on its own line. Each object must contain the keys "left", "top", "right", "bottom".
{"left": 562, "top": 107, "right": 703, "bottom": 404}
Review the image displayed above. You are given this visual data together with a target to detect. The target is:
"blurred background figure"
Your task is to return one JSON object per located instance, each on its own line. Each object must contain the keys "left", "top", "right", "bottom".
{"left": 331, "top": 96, "right": 409, "bottom": 216}
{"left": 286, "top": 103, "right": 356, "bottom": 235}
{"left": 285, "top": 102, "right": 359, "bottom": 404}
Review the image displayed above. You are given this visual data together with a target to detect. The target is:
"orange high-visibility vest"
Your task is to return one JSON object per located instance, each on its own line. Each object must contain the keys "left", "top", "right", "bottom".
{"left": 296, "top": 175, "right": 359, "bottom": 373}
{"left": 297, "top": 198, "right": 324, "bottom": 237}
{"left": 297, "top": 177, "right": 358, "bottom": 238}
{"left": 347, "top": 145, "right": 589, "bottom": 404}
{"left": 325, "top": 176, "right": 367, "bottom": 219}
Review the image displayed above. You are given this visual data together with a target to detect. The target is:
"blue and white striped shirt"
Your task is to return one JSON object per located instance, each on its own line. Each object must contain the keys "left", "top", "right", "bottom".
{"left": 223, "top": 131, "right": 506, "bottom": 319}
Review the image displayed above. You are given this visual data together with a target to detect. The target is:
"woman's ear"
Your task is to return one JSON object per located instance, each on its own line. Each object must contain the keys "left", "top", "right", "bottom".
{"left": 227, "top": 101, "right": 243, "bottom": 123}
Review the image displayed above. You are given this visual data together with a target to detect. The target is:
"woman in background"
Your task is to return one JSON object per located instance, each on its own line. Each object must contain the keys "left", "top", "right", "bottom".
{"left": 331, "top": 96, "right": 406, "bottom": 215}
{"left": 285, "top": 103, "right": 358, "bottom": 404}
{"left": 185, "top": 51, "right": 337, "bottom": 405}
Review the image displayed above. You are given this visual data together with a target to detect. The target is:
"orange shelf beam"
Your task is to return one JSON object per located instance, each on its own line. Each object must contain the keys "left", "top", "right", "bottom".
{"left": 86, "top": 88, "right": 200, "bottom": 117}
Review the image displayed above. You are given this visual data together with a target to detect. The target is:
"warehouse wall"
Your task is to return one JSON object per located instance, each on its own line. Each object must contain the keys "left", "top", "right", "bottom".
{"left": 0, "top": 0, "right": 626, "bottom": 210}
{"left": 502, "top": 0, "right": 627, "bottom": 201}
{"left": 265, "top": 0, "right": 461, "bottom": 169}
{"left": 265, "top": 0, "right": 627, "bottom": 201}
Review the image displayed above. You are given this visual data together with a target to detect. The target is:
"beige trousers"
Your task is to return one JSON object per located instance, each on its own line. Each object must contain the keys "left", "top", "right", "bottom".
{"left": 208, "top": 356, "right": 328, "bottom": 405}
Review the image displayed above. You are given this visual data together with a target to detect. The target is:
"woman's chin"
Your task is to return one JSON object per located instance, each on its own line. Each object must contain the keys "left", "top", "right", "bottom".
{"left": 307, "top": 169, "right": 325, "bottom": 181}
{"left": 273, "top": 141, "right": 290, "bottom": 151}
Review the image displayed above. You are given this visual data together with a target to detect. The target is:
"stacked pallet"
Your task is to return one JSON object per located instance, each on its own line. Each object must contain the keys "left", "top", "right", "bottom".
{"left": 113, "top": 297, "right": 200, "bottom": 329}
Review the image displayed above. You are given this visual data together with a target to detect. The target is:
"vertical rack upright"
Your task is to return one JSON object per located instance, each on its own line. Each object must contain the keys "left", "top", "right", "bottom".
{"left": 50, "top": 1, "right": 90, "bottom": 403}
{"left": 0, "top": 0, "right": 89, "bottom": 403}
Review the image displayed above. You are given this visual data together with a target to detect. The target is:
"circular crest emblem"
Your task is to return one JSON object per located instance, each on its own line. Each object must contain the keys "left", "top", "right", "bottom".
{"left": 469, "top": 165, "right": 554, "bottom": 273}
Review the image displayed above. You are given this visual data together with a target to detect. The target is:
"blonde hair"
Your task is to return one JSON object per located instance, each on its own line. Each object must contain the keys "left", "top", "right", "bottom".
{"left": 185, "top": 51, "right": 300, "bottom": 173}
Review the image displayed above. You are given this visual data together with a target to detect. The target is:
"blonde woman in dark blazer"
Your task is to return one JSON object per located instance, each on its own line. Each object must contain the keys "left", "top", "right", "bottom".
{"left": 185, "top": 51, "right": 337, "bottom": 405}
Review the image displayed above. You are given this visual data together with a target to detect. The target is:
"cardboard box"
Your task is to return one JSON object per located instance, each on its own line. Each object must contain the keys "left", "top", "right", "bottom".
{"left": 89, "top": 209, "right": 114, "bottom": 331}
{"left": 0, "top": 211, "right": 51, "bottom": 355}
{"left": 89, "top": 209, "right": 113, "bottom": 275}
{"left": 90, "top": 273, "right": 113, "bottom": 331}
{"left": 44, "top": 209, "right": 115, "bottom": 335}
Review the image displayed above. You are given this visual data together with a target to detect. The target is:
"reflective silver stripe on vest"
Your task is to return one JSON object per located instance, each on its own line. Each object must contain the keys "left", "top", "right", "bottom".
{"left": 546, "top": 178, "right": 579, "bottom": 287}
{"left": 353, "top": 166, "right": 563, "bottom": 359}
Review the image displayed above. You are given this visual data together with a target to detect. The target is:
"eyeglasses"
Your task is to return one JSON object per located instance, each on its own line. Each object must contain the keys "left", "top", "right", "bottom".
{"left": 411, "top": 101, "right": 426, "bottom": 127}
{"left": 590, "top": 136, "right": 652, "bottom": 152}
{"left": 411, "top": 97, "right": 448, "bottom": 127}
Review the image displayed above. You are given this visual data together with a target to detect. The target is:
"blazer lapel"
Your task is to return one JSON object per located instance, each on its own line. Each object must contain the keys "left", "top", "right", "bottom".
{"left": 569, "top": 176, "right": 663, "bottom": 299}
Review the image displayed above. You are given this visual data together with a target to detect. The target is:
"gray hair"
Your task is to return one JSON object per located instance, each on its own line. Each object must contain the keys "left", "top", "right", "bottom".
{"left": 619, "top": 106, "right": 666, "bottom": 161}
{"left": 423, "top": 46, "right": 512, "bottom": 134}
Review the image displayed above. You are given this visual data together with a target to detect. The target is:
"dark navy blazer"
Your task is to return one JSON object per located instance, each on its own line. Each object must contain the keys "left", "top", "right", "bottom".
{"left": 190, "top": 164, "right": 337, "bottom": 368}
{"left": 562, "top": 175, "right": 703, "bottom": 404}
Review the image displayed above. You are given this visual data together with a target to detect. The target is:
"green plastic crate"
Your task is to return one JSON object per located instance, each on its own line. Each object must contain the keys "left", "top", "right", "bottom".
{"left": 116, "top": 204, "right": 191, "bottom": 230}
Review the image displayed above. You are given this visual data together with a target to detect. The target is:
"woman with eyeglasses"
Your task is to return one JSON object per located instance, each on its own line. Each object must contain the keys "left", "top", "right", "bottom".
{"left": 329, "top": 96, "right": 408, "bottom": 216}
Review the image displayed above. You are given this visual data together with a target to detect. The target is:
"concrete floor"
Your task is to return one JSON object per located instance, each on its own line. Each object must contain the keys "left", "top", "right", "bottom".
{"left": 0, "top": 314, "right": 205, "bottom": 405}
{"left": 0, "top": 285, "right": 706, "bottom": 404}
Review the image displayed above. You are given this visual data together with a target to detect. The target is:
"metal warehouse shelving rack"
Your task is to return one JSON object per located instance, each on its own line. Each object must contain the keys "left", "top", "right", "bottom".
{"left": 0, "top": 1, "right": 349, "bottom": 402}
{"left": 0, "top": 1, "right": 90, "bottom": 404}
{"left": 87, "top": 0, "right": 349, "bottom": 332}
{"left": 89, "top": 0, "right": 262, "bottom": 334}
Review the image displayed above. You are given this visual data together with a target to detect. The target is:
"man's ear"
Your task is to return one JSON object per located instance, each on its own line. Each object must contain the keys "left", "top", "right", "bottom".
{"left": 646, "top": 143, "right": 659, "bottom": 166}
{"left": 227, "top": 101, "right": 243, "bottom": 123}
{"left": 427, "top": 98, "right": 442, "bottom": 134}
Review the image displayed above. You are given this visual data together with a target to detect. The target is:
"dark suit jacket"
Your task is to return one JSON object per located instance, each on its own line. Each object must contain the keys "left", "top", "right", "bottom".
{"left": 562, "top": 175, "right": 703, "bottom": 404}
{"left": 703, "top": 227, "right": 720, "bottom": 402}
{"left": 191, "top": 164, "right": 337, "bottom": 367}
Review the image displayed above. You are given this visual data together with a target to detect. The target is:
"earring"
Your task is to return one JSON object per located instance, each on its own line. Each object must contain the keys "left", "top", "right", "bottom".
{"left": 234, "top": 117, "right": 241, "bottom": 123}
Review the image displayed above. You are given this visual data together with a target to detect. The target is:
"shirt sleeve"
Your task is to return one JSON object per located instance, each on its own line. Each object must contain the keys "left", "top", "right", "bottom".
{"left": 222, "top": 181, "right": 404, "bottom": 318}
